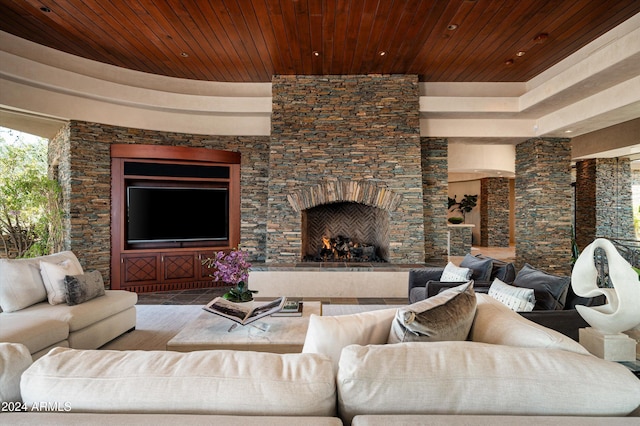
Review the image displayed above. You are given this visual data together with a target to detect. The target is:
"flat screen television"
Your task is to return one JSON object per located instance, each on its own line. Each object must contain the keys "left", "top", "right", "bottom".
{"left": 126, "top": 186, "right": 229, "bottom": 244}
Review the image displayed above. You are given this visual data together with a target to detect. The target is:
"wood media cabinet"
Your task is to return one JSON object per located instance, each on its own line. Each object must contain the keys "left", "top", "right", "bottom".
{"left": 110, "top": 144, "right": 241, "bottom": 293}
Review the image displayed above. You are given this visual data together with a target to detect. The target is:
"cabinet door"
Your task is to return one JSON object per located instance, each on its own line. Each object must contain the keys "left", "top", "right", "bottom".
{"left": 162, "top": 252, "right": 197, "bottom": 281}
{"left": 121, "top": 254, "right": 160, "bottom": 287}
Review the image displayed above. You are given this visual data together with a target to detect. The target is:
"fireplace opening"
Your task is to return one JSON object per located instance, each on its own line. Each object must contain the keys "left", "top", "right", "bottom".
{"left": 301, "top": 201, "right": 389, "bottom": 262}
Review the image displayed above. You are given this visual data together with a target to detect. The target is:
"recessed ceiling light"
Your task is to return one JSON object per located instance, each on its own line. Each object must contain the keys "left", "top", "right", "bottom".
{"left": 505, "top": 59, "right": 514, "bottom": 66}
{"left": 378, "top": 51, "right": 387, "bottom": 56}
{"left": 447, "top": 24, "right": 458, "bottom": 30}
{"left": 565, "top": 130, "right": 573, "bottom": 133}
{"left": 180, "top": 52, "right": 189, "bottom": 58}
{"left": 516, "top": 51, "right": 526, "bottom": 57}
{"left": 534, "top": 33, "right": 549, "bottom": 44}
{"left": 313, "top": 51, "right": 320, "bottom": 57}
{"left": 40, "top": 6, "right": 51, "bottom": 13}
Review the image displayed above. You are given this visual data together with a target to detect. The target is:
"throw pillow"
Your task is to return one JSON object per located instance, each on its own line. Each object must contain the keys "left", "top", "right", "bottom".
{"left": 439, "top": 262, "right": 472, "bottom": 282}
{"left": 40, "top": 259, "right": 84, "bottom": 305}
{"left": 513, "top": 264, "right": 570, "bottom": 310}
{"left": 488, "top": 278, "right": 535, "bottom": 312}
{"left": 460, "top": 254, "right": 493, "bottom": 281}
{"left": 388, "top": 281, "right": 476, "bottom": 343}
{"left": 474, "top": 255, "right": 517, "bottom": 283}
{"left": 64, "top": 270, "right": 106, "bottom": 306}
{"left": 302, "top": 308, "right": 397, "bottom": 371}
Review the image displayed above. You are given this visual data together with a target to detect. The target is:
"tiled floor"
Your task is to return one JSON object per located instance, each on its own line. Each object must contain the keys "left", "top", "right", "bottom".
{"left": 135, "top": 245, "right": 515, "bottom": 305}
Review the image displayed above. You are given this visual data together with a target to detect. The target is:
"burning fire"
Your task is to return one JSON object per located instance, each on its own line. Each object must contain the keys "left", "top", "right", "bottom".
{"left": 322, "top": 235, "right": 332, "bottom": 250}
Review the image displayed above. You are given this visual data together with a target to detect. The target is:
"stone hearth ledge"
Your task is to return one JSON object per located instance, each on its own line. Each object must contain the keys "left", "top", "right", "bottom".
{"left": 249, "top": 263, "right": 426, "bottom": 298}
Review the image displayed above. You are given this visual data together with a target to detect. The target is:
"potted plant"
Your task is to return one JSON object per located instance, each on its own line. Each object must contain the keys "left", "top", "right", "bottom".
{"left": 203, "top": 249, "right": 256, "bottom": 302}
{"left": 448, "top": 194, "right": 478, "bottom": 223}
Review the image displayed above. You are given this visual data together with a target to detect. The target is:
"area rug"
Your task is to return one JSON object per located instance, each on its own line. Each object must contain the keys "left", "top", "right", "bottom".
{"left": 101, "top": 304, "right": 402, "bottom": 351}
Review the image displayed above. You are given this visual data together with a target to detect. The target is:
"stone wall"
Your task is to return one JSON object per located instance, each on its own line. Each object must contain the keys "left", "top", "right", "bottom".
{"left": 515, "top": 138, "right": 572, "bottom": 274}
{"left": 49, "top": 121, "right": 269, "bottom": 287}
{"left": 575, "top": 157, "right": 635, "bottom": 250}
{"left": 268, "top": 75, "right": 426, "bottom": 263}
{"left": 480, "top": 177, "right": 510, "bottom": 247}
{"left": 422, "top": 138, "right": 448, "bottom": 262}
{"left": 48, "top": 74, "right": 447, "bottom": 288}
{"left": 448, "top": 225, "right": 473, "bottom": 256}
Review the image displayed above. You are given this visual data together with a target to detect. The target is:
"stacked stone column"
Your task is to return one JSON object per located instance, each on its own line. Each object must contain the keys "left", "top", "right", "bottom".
{"left": 515, "top": 138, "right": 572, "bottom": 275}
{"left": 575, "top": 157, "right": 634, "bottom": 250}
{"left": 480, "top": 177, "right": 510, "bottom": 247}
{"left": 421, "top": 138, "right": 449, "bottom": 263}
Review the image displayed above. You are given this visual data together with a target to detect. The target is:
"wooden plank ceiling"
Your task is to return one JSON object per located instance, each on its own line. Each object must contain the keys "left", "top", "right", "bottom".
{"left": 1, "top": 0, "right": 638, "bottom": 83}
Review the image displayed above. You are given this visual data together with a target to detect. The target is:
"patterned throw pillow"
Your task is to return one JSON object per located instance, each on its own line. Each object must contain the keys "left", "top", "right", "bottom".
{"left": 488, "top": 278, "right": 535, "bottom": 312}
{"left": 439, "top": 262, "right": 472, "bottom": 282}
{"left": 64, "top": 270, "right": 106, "bottom": 306}
{"left": 388, "top": 281, "right": 476, "bottom": 343}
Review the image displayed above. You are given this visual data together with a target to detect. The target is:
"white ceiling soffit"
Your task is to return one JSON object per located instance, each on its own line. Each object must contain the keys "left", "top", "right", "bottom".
{"left": 419, "top": 13, "right": 640, "bottom": 145}
{"left": 0, "top": 31, "right": 272, "bottom": 138}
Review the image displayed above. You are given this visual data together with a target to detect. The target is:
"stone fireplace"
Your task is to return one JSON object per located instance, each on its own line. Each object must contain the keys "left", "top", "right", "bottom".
{"left": 267, "top": 75, "right": 426, "bottom": 264}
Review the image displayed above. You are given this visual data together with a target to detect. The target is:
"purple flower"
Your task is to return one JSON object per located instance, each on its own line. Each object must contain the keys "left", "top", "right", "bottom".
{"left": 206, "top": 250, "right": 252, "bottom": 285}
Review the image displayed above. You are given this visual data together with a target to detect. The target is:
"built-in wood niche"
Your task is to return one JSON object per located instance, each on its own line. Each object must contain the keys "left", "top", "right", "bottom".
{"left": 110, "top": 144, "right": 240, "bottom": 293}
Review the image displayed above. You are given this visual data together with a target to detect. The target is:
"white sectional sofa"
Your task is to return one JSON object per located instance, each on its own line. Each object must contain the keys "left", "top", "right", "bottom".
{"left": 1, "top": 293, "right": 639, "bottom": 424}
{"left": 0, "top": 251, "right": 137, "bottom": 359}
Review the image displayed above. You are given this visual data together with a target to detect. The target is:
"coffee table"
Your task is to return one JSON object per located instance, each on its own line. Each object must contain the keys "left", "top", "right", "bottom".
{"left": 166, "top": 301, "right": 322, "bottom": 353}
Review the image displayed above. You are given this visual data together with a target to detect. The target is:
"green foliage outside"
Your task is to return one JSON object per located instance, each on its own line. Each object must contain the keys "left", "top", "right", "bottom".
{"left": 635, "top": 205, "right": 640, "bottom": 240}
{"left": 0, "top": 131, "right": 63, "bottom": 258}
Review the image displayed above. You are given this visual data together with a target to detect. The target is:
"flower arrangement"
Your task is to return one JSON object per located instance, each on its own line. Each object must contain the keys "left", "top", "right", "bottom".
{"left": 203, "top": 249, "right": 256, "bottom": 302}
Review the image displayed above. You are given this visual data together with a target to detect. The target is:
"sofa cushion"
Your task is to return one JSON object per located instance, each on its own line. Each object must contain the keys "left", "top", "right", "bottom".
{"left": 513, "top": 263, "right": 570, "bottom": 310}
{"left": 302, "top": 308, "right": 397, "bottom": 371}
{"left": 471, "top": 294, "right": 588, "bottom": 354}
{"left": 40, "top": 258, "right": 84, "bottom": 305}
{"left": 439, "top": 262, "right": 472, "bottom": 282}
{"left": 388, "top": 281, "right": 476, "bottom": 343}
{"left": 22, "top": 347, "right": 336, "bottom": 416}
{"left": 65, "top": 270, "right": 106, "bottom": 306}
{"left": 0, "top": 314, "right": 68, "bottom": 355}
{"left": 488, "top": 278, "right": 535, "bottom": 312}
{"left": 460, "top": 254, "right": 493, "bottom": 281}
{"left": 7, "top": 290, "right": 137, "bottom": 332}
{"left": 0, "top": 342, "right": 32, "bottom": 403}
{"left": 0, "top": 251, "right": 82, "bottom": 312}
{"left": 1, "top": 413, "right": 343, "bottom": 425}
{"left": 0, "top": 252, "right": 81, "bottom": 312}
{"left": 337, "top": 341, "right": 640, "bottom": 423}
